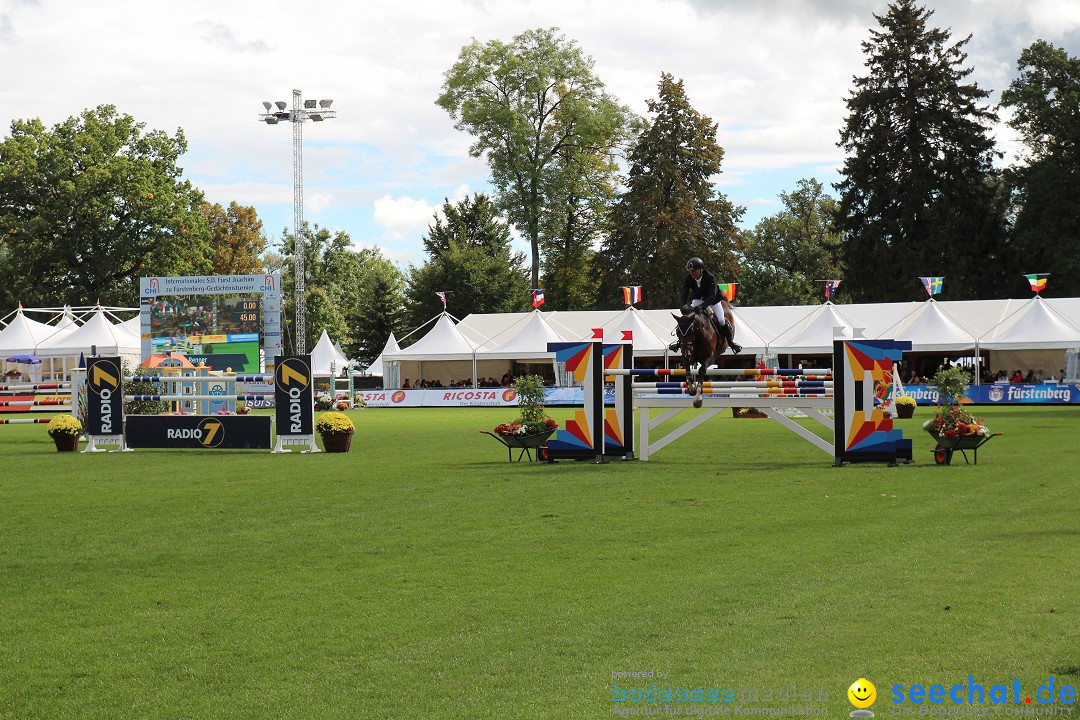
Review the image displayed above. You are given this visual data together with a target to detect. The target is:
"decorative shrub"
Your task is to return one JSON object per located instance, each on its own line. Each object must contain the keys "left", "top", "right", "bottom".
{"left": 47, "top": 414, "right": 83, "bottom": 438}
{"left": 315, "top": 411, "right": 354, "bottom": 435}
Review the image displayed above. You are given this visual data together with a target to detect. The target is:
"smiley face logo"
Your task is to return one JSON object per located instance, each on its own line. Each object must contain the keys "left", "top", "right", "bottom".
{"left": 848, "top": 678, "right": 876, "bottom": 709}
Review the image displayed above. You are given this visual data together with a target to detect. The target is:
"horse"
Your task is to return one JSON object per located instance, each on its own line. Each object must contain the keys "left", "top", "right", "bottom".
{"left": 671, "top": 300, "right": 736, "bottom": 408}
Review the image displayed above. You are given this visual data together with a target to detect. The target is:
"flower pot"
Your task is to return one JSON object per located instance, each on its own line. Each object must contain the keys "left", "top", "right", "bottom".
{"left": 895, "top": 404, "right": 915, "bottom": 419}
{"left": 52, "top": 435, "right": 80, "bottom": 452}
{"left": 499, "top": 429, "right": 556, "bottom": 449}
{"left": 321, "top": 430, "right": 354, "bottom": 453}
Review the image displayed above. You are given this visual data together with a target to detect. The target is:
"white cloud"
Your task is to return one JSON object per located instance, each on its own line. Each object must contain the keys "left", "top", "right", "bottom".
{"left": 373, "top": 195, "right": 437, "bottom": 238}
{"left": 1, "top": 0, "right": 1076, "bottom": 259}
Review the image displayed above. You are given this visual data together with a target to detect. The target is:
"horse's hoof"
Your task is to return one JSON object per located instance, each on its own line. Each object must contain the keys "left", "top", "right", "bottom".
{"left": 693, "top": 397, "right": 703, "bottom": 409}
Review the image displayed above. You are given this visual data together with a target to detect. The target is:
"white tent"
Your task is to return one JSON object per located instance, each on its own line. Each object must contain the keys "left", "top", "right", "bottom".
{"left": 310, "top": 329, "right": 350, "bottom": 377}
{"left": 0, "top": 307, "right": 65, "bottom": 355}
{"left": 476, "top": 309, "right": 566, "bottom": 359}
{"left": 875, "top": 299, "right": 979, "bottom": 352}
{"left": 35, "top": 307, "right": 141, "bottom": 372}
{"left": 383, "top": 313, "right": 507, "bottom": 387}
{"left": 767, "top": 302, "right": 856, "bottom": 355}
{"left": 598, "top": 307, "right": 672, "bottom": 355}
{"left": 366, "top": 333, "right": 399, "bottom": 377}
{"left": 978, "top": 296, "right": 1080, "bottom": 377}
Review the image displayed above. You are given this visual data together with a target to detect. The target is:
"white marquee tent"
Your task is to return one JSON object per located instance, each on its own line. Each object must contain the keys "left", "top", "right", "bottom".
{"left": 310, "top": 329, "right": 350, "bottom": 377}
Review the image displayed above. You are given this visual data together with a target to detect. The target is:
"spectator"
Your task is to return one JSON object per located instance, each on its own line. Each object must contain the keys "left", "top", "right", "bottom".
{"left": 1010, "top": 370, "right": 1023, "bottom": 383}
{"left": 402, "top": 379, "right": 411, "bottom": 389}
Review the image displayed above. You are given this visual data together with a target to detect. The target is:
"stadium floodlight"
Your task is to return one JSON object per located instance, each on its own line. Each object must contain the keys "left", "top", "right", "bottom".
{"left": 256, "top": 89, "right": 338, "bottom": 355}
{"left": 262, "top": 101, "right": 272, "bottom": 111}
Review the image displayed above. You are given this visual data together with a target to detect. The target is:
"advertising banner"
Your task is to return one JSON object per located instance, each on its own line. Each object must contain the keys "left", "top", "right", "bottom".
{"left": 124, "top": 415, "right": 272, "bottom": 449}
{"left": 905, "top": 383, "right": 1080, "bottom": 405}
{"left": 86, "top": 356, "right": 124, "bottom": 437}
{"left": 274, "top": 355, "right": 313, "bottom": 435}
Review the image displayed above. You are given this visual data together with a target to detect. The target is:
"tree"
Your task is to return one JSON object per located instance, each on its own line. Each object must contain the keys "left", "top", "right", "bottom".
{"left": 1000, "top": 40, "right": 1080, "bottom": 296}
{"left": 739, "top": 179, "right": 845, "bottom": 306}
{"left": 202, "top": 201, "right": 266, "bottom": 275}
{"left": 598, "top": 73, "right": 743, "bottom": 309}
{"left": 277, "top": 223, "right": 352, "bottom": 354}
{"left": 0, "top": 105, "right": 212, "bottom": 308}
{"left": 539, "top": 150, "right": 617, "bottom": 310}
{"left": 436, "top": 27, "right": 633, "bottom": 290}
{"left": 352, "top": 256, "right": 406, "bottom": 365}
{"left": 835, "top": 0, "right": 1009, "bottom": 301}
{"left": 404, "top": 194, "right": 530, "bottom": 329}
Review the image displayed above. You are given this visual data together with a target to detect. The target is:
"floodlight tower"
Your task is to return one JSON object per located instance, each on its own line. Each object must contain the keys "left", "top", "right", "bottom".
{"left": 258, "top": 89, "right": 337, "bottom": 354}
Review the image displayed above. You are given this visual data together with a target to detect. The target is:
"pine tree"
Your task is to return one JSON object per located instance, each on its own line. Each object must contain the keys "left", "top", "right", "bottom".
{"left": 598, "top": 73, "right": 742, "bottom": 309}
{"left": 835, "top": 0, "right": 1008, "bottom": 301}
{"left": 1000, "top": 40, "right": 1080, "bottom": 296}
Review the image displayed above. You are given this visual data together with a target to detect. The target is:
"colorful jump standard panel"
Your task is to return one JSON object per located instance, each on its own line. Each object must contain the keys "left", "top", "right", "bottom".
{"left": 604, "top": 335, "right": 634, "bottom": 459}
{"left": 544, "top": 338, "right": 605, "bottom": 462}
{"left": 832, "top": 339, "right": 913, "bottom": 466}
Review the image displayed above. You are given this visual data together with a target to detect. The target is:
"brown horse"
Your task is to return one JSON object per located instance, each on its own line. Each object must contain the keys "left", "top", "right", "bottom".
{"left": 671, "top": 301, "right": 736, "bottom": 408}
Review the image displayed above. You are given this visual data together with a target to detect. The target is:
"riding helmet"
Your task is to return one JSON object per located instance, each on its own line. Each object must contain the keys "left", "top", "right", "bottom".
{"left": 686, "top": 257, "right": 704, "bottom": 271}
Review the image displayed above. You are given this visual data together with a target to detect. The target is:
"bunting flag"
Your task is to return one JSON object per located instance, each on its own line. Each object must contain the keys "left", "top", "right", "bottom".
{"left": 1024, "top": 273, "right": 1049, "bottom": 294}
{"left": 919, "top": 276, "right": 943, "bottom": 297}
{"left": 719, "top": 283, "right": 737, "bottom": 302}
{"left": 824, "top": 280, "right": 841, "bottom": 300}
{"left": 621, "top": 286, "right": 642, "bottom": 305}
{"left": 436, "top": 291, "right": 447, "bottom": 309}
{"left": 532, "top": 289, "right": 545, "bottom": 308}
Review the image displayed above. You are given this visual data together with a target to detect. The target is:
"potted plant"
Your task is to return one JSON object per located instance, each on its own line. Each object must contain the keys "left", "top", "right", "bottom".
{"left": 922, "top": 366, "right": 996, "bottom": 464}
{"left": 47, "top": 414, "right": 83, "bottom": 452}
{"left": 236, "top": 402, "right": 251, "bottom": 415}
{"left": 484, "top": 375, "right": 560, "bottom": 458}
{"left": 315, "top": 410, "right": 355, "bottom": 453}
{"left": 894, "top": 395, "right": 917, "bottom": 418}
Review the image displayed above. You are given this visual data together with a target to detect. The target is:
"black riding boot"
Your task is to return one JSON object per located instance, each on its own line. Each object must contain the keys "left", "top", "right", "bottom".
{"left": 718, "top": 321, "right": 742, "bottom": 355}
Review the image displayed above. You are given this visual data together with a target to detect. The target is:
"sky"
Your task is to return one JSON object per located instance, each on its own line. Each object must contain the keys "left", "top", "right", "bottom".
{"left": 2, "top": 0, "right": 1079, "bottom": 268}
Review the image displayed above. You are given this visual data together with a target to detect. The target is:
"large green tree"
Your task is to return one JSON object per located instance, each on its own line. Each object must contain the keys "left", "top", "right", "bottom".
{"left": 0, "top": 105, "right": 211, "bottom": 307}
{"left": 835, "top": 0, "right": 1009, "bottom": 301}
{"left": 277, "top": 223, "right": 352, "bottom": 354}
{"left": 1000, "top": 40, "right": 1080, "bottom": 296}
{"left": 598, "top": 73, "right": 743, "bottom": 309}
{"left": 202, "top": 201, "right": 266, "bottom": 275}
{"left": 739, "top": 179, "right": 845, "bottom": 306}
{"left": 404, "top": 194, "right": 530, "bottom": 330}
{"left": 436, "top": 27, "right": 633, "bottom": 291}
{"left": 352, "top": 255, "right": 406, "bottom": 365}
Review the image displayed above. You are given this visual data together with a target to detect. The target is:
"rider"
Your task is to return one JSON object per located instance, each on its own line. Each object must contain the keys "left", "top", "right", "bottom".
{"left": 669, "top": 257, "right": 742, "bottom": 355}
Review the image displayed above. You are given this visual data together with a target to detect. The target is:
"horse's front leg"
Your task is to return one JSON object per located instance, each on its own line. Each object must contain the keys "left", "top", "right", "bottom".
{"left": 692, "top": 366, "right": 705, "bottom": 408}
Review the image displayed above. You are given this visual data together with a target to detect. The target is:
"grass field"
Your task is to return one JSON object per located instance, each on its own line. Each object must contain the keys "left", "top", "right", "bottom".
{"left": 1, "top": 405, "right": 1078, "bottom": 719}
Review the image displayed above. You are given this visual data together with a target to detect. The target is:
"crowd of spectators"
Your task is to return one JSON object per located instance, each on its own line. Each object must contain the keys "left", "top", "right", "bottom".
{"left": 401, "top": 373, "right": 518, "bottom": 389}
{"left": 398, "top": 372, "right": 553, "bottom": 389}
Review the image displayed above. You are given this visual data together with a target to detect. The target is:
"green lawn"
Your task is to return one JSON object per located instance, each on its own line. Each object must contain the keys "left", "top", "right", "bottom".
{"left": 1, "top": 405, "right": 1077, "bottom": 719}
